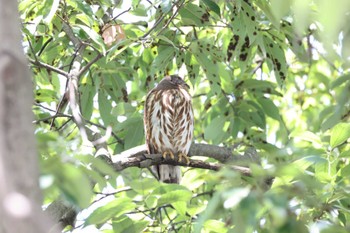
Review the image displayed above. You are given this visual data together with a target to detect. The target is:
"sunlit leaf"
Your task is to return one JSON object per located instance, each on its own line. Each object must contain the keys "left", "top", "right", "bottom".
{"left": 85, "top": 197, "right": 136, "bottom": 226}
{"left": 112, "top": 216, "right": 149, "bottom": 233}
{"left": 44, "top": 0, "right": 59, "bottom": 24}
{"left": 203, "top": 219, "right": 227, "bottom": 233}
{"left": 330, "top": 123, "right": 350, "bottom": 149}
{"left": 293, "top": 155, "right": 327, "bottom": 171}
{"left": 157, "top": 189, "right": 192, "bottom": 206}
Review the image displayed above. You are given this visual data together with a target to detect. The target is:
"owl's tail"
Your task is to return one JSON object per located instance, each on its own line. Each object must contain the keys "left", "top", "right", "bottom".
{"left": 153, "top": 165, "right": 181, "bottom": 184}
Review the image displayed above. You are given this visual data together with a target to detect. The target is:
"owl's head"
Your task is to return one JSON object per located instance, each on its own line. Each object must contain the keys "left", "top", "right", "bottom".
{"left": 157, "top": 75, "right": 189, "bottom": 90}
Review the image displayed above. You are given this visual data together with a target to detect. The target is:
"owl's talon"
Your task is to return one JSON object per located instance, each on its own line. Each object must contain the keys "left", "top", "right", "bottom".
{"left": 178, "top": 153, "right": 190, "bottom": 165}
{"left": 162, "top": 151, "right": 175, "bottom": 160}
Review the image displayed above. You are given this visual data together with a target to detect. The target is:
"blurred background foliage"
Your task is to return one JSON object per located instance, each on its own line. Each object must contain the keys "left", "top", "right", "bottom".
{"left": 20, "top": 0, "right": 350, "bottom": 232}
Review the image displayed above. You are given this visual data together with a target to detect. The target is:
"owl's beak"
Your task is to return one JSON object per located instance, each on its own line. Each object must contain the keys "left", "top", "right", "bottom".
{"left": 183, "top": 83, "right": 190, "bottom": 89}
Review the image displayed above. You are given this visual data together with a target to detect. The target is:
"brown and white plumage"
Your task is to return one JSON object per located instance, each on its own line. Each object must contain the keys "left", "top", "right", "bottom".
{"left": 144, "top": 75, "right": 194, "bottom": 183}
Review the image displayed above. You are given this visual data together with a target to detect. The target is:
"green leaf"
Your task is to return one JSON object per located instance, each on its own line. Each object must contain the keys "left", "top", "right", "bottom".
{"left": 341, "top": 164, "right": 350, "bottom": 177}
{"left": 330, "top": 123, "right": 350, "bottom": 148}
{"left": 321, "top": 111, "right": 343, "bottom": 131}
{"left": 331, "top": 73, "right": 350, "bottom": 89}
{"left": 124, "top": 117, "right": 144, "bottom": 149}
{"left": 80, "top": 83, "right": 95, "bottom": 120}
{"left": 289, "top": 131, "right": 323, "bottom": 147}
{"left": 56, "top": 164, "right": 93, "bottom": 208}
{"left": 270, "top": 0, "right": 292, "bottom": 24}
{"left": 262, "top": 34, "right": 287, "bottom": 86}
{"left": 157, "top": 35, "right": 178, "bottom": 48}
{"left": 190, "top": 41, "right": 221, "bottom": 93}
{"left": 172, "top": 201, "right": 188, "bottom": 216}
{"left": 151, "top": 46, "right": 176, "bottom": 75}
{"left": 204, "top": 116, "right": 226, "bottom": 143}
{"left": 257, "top": 97, "right": 282, "bottom": 121}
{"left": 106, "top": 39, "right": 132, "bottom": 62}
{"left": 237, "top": 101, "right": 266, "bottom": 129}
{"left": 75, "top": 24, "right": 105, "bottom": 52}
{"left": 157, "top": 189, "right": 192, "bottom": 206}
{"left": 128, "top": 178, "right": 160, "bottom": 195}
{"left": 202, "top": 0, "right": 221, "bottom": 16}
{"left": 194, "top": 192, "right": 221, "bottom": 233}
{"left": 315, "top": 158, "right": 335, "bottom": 182}
{"left": 44, "top": 0, "right": 59, "bottom": 24}
{"left": 179, "top": 3, "right": 209, "bottom": 26}
{"left": 145, "top": 195, "right": 158, "bottom": 209}
{"left": 98, "top": 89, "right": 114, "bottom": 126}
{"left": 203, "top": 219, "right": 228, "bottom": 233}
{"left": 147, "top": 184, "right": 192, "bottom": 207}
{"left": 85, "top": 197, "right": 136, "bottom": 226}
{"left": 235, "top": 79, "right": 282, "bottom": 96}
{"left": 112, "top": 216, "right": 149, "bottom": 233}
{"left": 35, "top": 89, "right": 58, "bottom": 102}
{"left": 160, "top": 0, "right": 172, "bottom": 14}
{"left": 293, "top": 155, "right": 327, "bottom": 171}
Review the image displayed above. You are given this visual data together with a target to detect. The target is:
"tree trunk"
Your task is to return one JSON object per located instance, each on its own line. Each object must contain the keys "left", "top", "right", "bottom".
{"left": 0, "top": 0, "right": 56, "bottom": 232}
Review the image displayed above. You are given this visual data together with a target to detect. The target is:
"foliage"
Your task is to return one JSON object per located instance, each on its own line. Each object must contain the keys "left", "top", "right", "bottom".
{"left": 20, "top": 0, "right": 350, "bottom": 232}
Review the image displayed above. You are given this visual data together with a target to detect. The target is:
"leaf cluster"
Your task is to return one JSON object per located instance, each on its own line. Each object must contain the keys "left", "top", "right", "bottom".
{"left": 20, "top": 0, "right": 350, "bottom": 232}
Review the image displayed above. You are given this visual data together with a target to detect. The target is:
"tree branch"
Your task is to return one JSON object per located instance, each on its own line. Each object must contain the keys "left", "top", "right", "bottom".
{"left": 156, "top": 0, "right": 185, "bottom": 36}
{"left": 112, "top": 143, "right": 260, "bottom": 165}
{"left": 77, "top": 52, "right": 103, "bottom": 77}
{"left": 105, "top": 143, "right": 256, "bottom": 177}
{"left": 29, "top": 58, "right": 69, "bottom": 77}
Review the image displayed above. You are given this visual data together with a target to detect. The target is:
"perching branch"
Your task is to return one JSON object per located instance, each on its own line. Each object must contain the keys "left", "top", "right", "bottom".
{"left": 103, "top": 143, "right": 258, "bottom": 177}
{"left": 111, "top": 153, "right": 252, "bottom": 176}
{"left": 111, "top": 143, "right": 260, "bottom": 166}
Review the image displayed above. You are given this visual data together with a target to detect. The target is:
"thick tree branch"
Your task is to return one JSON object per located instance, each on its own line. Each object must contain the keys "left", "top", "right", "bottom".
{"left": 60, "top": 20, "right": 90, "bottom": 142}
{"left": 112, "top": 143, "right": 260, "bottom": 165}
{"left": 105, "top": 143, "right": 256, "bottom": 177}
{"left": 111, "top": 153, "right": 252, "bottom": 176}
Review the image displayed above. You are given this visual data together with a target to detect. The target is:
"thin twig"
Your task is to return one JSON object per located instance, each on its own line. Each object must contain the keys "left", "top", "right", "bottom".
{"left": 29, "top": 58, "right": 69, "bottom": 77}
{"left": 33, "top": 113, "right": 71, "bottom": 124}
{"left": 55, "top": 118, "right": 72, "bottom": 131}
{"left": 140, "top": 12, "right": 166, "bottom": 40}
{"left": 38, "top": 37, "right": 53, "bottom": 57}
{"left": 86, "top": 119, "right": 124, "bottom": 144}
{"left": 92, "top": 186, "right": 132, "bottom": 205}
{"left": 77, "top": 52, "right": 103, "bottom": 77}
{"left": 33, "top": 103, "right": 57, "bottom": 112}
{"left": 109, "top": 7, "right": 132, "bottom": 23}
{"left": 156, "top": 0, "right": 185, "bottom": 36}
